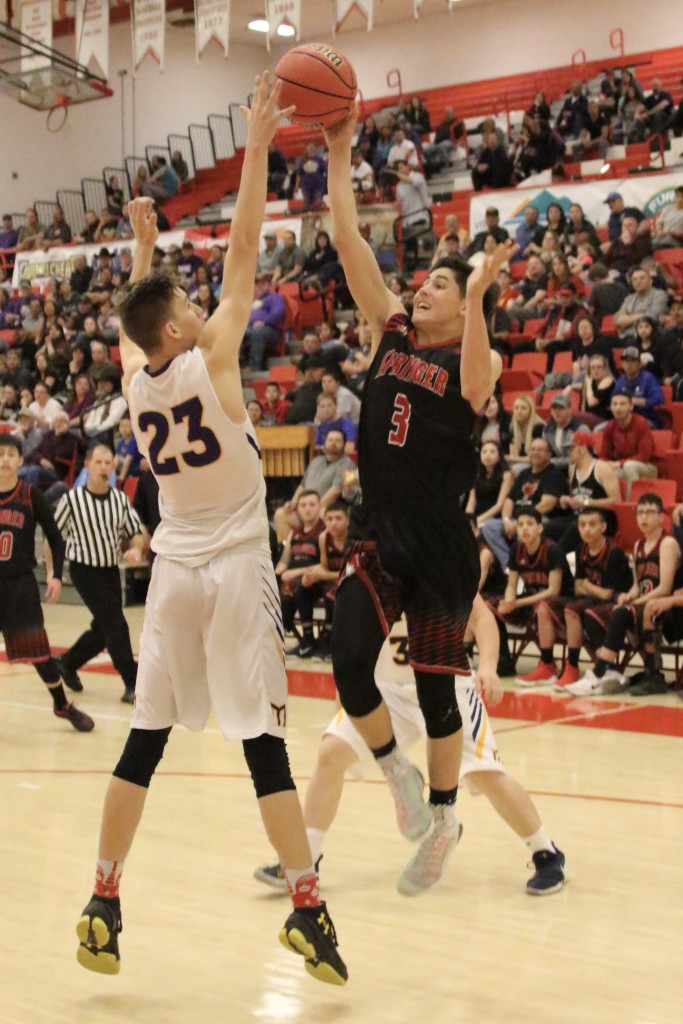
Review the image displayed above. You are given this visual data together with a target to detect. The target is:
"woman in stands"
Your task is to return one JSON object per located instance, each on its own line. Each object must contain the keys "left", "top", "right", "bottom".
{"left": 526, "top": 91, "right": 551, "bottom": 124}
{"left": 546, "top": 253, "right": 587, "bottom": 303}
{"left": 507, "top": 394, "right": 544, "bottom": 473}
{"left": 528, "top": 203, "right": 566, "bottom": 256}
{"left": 635, "top": 316, "right": 669, "bottom": 380}
{"left": 302, "top": 230, "right": 341, "bottom": 292}
{"left": 581, "top": 353, "right": 615, "bottom": 425}
{"left": 408, "top": 96, "right": 431, "bottom": 137}
{"left": 466, "top": 441, "right": 513, "bottom": 527}
{"left": 358, "top": 114, "right": 379, "bottom": 149}
{"left": 615, "top": 83, "right": 646, "bottom": 144}
{"left": 472, "top": 392, "right": 511, "bottom": 451}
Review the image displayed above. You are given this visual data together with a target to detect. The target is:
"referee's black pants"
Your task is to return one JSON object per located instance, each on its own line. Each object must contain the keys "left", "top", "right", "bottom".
{"left": 62, "top": 562, "right": 137, "bottom": 692}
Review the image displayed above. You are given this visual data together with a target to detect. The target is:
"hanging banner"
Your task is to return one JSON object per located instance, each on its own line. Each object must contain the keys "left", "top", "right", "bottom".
{"left": 266, "top": 0, "right": 301, "bottom": 49}
{"left": 132, "top": 0, "right": 165, "bottom": 73}
{"left": 414, "top": 0, "right": 456, "bottom": 15}
{"left": 20, "top": 0, "right": 53, "bottom": 74}
{"left": 74, "top": 0, "right": 109, "bottom": 79}
{"left": 333, "top": 0, "right": 373, "bottom": 35}
{"left": 195, "top": 0, "right": 231, "bottom": 60}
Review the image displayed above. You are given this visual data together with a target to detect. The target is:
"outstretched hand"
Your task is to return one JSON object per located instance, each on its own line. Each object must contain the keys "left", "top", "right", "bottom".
{"left": 241, "top": 72, "right": 296, "bottom": 149}
{"left": 44, "top": 577, "right": 62, "bottom": 605}
{"left": 128, "top": 198, "right": 159, "bottom": 248}
{"left": 323, "top": 102, "right": 360, "bottom": 150}
{"left": 466, "top": 239, "right": 518, "bottom": 297}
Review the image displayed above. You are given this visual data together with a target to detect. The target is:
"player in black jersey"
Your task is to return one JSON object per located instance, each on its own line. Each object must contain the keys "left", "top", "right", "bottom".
{"left": 325, "top": 106, "right": 515, "bottom": 890}
{"left": 295, "top": 502, "right": 349, "bottom": 661}
{"left": 0, "top": 436, "right": 93, "bottom": 732}
{"left": 276, "top": 490, "right": 325, "bottom": 657}
{"left": 555, "top": 507, "right": 632, "bottom": 689}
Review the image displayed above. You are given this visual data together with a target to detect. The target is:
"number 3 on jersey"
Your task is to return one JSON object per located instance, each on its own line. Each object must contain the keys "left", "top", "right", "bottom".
{"left": 388, "top": 393, "right": 411, "bottom": 447}
{"left": 138, "top": 396, "right": 221, "bottom": 476}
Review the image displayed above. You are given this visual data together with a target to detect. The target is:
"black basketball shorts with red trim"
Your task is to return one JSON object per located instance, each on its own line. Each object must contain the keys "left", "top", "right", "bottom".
{"left": 339, "top": 540, "right": 472, "bottom": 675}
{"left": 0, "top": 573, "right": 52, "bottom": 663}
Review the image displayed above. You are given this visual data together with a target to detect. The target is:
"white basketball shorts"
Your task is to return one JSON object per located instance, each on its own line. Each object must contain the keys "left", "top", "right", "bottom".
{"left": 132, "top": 550, "right": 288, "bottom": 740}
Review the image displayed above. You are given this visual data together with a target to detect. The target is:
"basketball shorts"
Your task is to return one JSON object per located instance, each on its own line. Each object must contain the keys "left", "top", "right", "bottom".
{"left": 132, "top": 551, "right": 288, "bottom": 740}
{"left": 0, "top": 573, "right": 51, "bottom": 664}
{"left": 340, "top": 540, "right": 471, "bottom": 675}
{"left": 324, "top": 674, "right": 504, "bottom": 794}
{"left": 659, "top": 605, "right": 683, "bottom": 643}
{"left": 488, "top": 594, "right": 566, "bottom": 635}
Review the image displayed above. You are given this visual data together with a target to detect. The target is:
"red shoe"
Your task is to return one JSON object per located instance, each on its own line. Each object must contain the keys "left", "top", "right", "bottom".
{"left": 554, "top": 663, "right": 580, "bottom": 691}
{"left": 515, "top": 662, "right": 557, "bottom": 687}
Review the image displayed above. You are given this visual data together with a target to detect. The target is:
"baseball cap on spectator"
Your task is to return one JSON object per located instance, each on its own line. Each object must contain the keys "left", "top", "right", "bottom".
{"left": 604, "top": 192, "right": 622, "bottom": 203}
{"left": 622, "top": 346, "right": 640, "bottom": 360}
{"left": 557, "top": 283, "right": 577, "bottom": 296}
{"left": 550, "top": 394, "right": 571, "bottom": 408}
{"left": 569, "top": 431, "right": 594, "bottom": 447}
{"left": 485, "top": 207, "right": 499, "bottom": 216}
{"left": 18, "top": 406, "right": 36, "bottom": 419}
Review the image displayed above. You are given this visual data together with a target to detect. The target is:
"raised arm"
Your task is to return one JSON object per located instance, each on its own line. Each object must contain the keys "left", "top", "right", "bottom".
{"left": 119, "top": 198, "right": 159, "bottom": 394}
{"left": 461, "top": 241, "right": 516, "bottom": 410}
{"left": 324, "top": 106, "right": 401, "bottom": 352}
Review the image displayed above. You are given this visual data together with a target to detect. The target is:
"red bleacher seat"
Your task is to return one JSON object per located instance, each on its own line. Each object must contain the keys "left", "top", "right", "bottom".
{"left": 552, "top": 351, "right": 573, "bottom": 374}
{"left": 612, "top": 503, "right": 673, "bottom": 551}
{"left": 651, "top": 430, "right": 674, "bottom": 467}
{"left": 501, "top": 389, "right": 526, "bottom": 412}
{"left": 412, "top": 269, "right": 429, "bottom": 288}
{"left": 268, "top": 364, "right": 297, "bottom": 387}
{"left": 500, "top": 369, "right": 538, "bottom": 392}
{"left": 629, "top": 478, "right": 677, "bottom": 507}
{"left": 666, "top": 403, "right": 683, "bottom": 445}
{"left": 0, "top": 329, "right": 16, "bottom": 345}
{"left": 521, "top": 318, "right": 545, "bottom": 338}
{"left": 511, "top": 352, "right": 548, "bottom": 378}
{"left": 653, "top": 248, "right": 683, "bottom": 289}
{"left": 0, "top": 423, "right": 14, "bottom": 434}
{"left": 601, "top": 315, "right": 617, "bottom": 337}
{"left": 123, "top": 477, "right": 139, "bottom": 502}
{"left": 661, "top": 384, "right": 673, "bottom": 405}
{"left": 663, "top": 451, "right": 683, "bottom": 500}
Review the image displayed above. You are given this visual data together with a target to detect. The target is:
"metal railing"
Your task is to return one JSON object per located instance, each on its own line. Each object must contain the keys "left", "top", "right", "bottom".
{"left": 168, "top": 134, "right": 195, "bottom": 180}
{"left": 208, "top": 114, "right": 235, "bottom": 160}
{"left": 229, "top": 103, "right": 248, "bottom": 149}
{"left": 35, "top": 200, "right": 55, "bottom": 227}
{"left": 188, "top": 124, "right": 215, "bottom": 170}
{"left": 81, "top": 177, "right": 107, "bottom": 216}
{"left": 10, "top": 212, "right": 27, "bottom": 228}
{"left": 103, "top": 167, "right": 130, "bottom": 202}
{"left": 57, "top": 189, "right": 86, "bottom": 235}
{"left": 145, "top": 145, "right": 171, "bottom": 170}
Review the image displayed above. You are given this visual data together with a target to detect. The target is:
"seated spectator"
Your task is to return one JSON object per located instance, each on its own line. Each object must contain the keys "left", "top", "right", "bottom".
{"left": 512, "top": 206, "right": 541, "bottom": 262}
{"left": 586, "top": 262, "right": 627, "bottom": 327}
{"left": 567, "top": 493, "right": 680, "bottom": 695}
{"left": 386, "top": 127, "right": 419, "bottom": 170}
{"left": 466, "top": 441, "right": 513, "bottom": 526}
{"left": 0, "top": 382, "right": 20, "bottom": 423}
{"left": 240, "top": 273, "right": 286, "bottom": 373}
{"left": 131, "top": 164, "right": 148, "bottom": 198}
{"left": 507, "top": 394, "right": 545, "bottom": 473}
{"left": 29, "top": 381, "right": 63, "bottom": 429}
{"left": 320, "top": 369, "right": 361, "bottom": 424}
{"left": 246, "top": 399, "right": 263, "bottom": 427}
{"left": 547, "top": 432, "right": 621, "bottom": 552}
{"left": 614, "top": 83, "right": 647, "bottom": 143}
{"left": 526, "top": 203, "right": 565, "bottom": 256}
{"left": 273, "top": 429, "right": 356, "bottom": 540}
{"left": 468, "top": 207, "right": 510, "bottom": 258}
{"left": 267, "top": 141, "right": 288, "bottom": 197}
{"left": 613, "top": 346, "right": 664, "bottom": 425}
{"left": 472, "top": 394, "right": 511, "bottom": 451}
{"left": 314, "top": 393, "right": 356, "bottom": 451}
{"left": 471, "top": 128, "right": 511, "bottom": 191}
{"left": 665, "top": 76, "right": 683, "bottom": 134}
{"left": 636, "top": 78, "right": 674, "bottom": 134}
{"left": 0, "top": 213, "right": 18, "bottom": 252}
{"left": 573, "top": 99, "right": 610, "bottom": 159}
{"left": 604, "top": 192, "right": 645, "bottom": 243}
{"left": 115, "top": 204, "right": 133, "bottom": 240}
{"left": 423, "top": 107, "right": 467, "bottom": 175}
{"left": 603, "top": 217, "right": 653, "bottom": 281}
{"left": 601, "top": 392, "right": 657, "bottom": 496}
{"left": 434, "top": 213, "right": 470, "bottom": 257}
{"left": 634, "top": 315, "right": 671, "bottom": 379}
{"left": 106, "top": 175, "right": 124, "bottom": 217}
{"left": 555, "top": 505, "right": 633, "bottom": 688}
{"left": 192, "top": 282, "right": 218, "bottom": 322}
{"left": 261, "top": 381, "right": 290, "bottom": 425}
{"left": 555, "top": 81, "right": 588, "bottom": 137}
{"left": 12, "top": 406, "right": 44, "bottom": 459}
{"left": 114, "top": 413, "right": 141, "bottom": 482}
{"left": 285, "top": 355, "right": 326, "bottom": 425}
{"left": 82, "top": 366, "right": 126, "bottom": 446}
{"left": 358, "top": 114, "right": 379, "bottom": 149}
{"left": 152, "top": 202, "right": 170, "bottom": 232}
{"left": 563, "top": 203, "right": 600, "bottom": 257}
{"left": 652, "top": 185, "right": 683, "bottom": 250}
{"left": 580, "top": 354, "right": 616, "bottom": 424}
{"left": 480, "top": 437, "right": 568, "bottom": 569}
{"left": 538, "top": 315, "right": 614, "bottom": 405}
{"left": 515, "top": 283, "right": 585, "bottom": 369}
{"left": 86, "top": 337, "right": 113, "bottom": 384}
{"left": 507, "top": 255, "right": 548, "bottom": 322}
{"left": 340, "top": 321, "right": 373, "bottom": 392}
{"left": 22, "top": 298, "right": 45, "bottom": 341}
{"left": 297, "top": 332, "right": 339, "bottom": 376}
{"left": 358, "top": 135, "right": 381, "bottom": 176}
{"left": 17, "top": 409, "right": 78, "bottom": 486}
{"left": 394, "top": 159, "right": 431, "bottom": 271}
{"left": 488, "top": 507, "right": 574, "bottom": 685}
{"left": 1, "top": 347, "right": 33, "bottom": 391}
{"left": 176, "top": 241, "right": 204, "bottom": 286}
{"left": 302, "top": 230, "right": 340, "bottom": 291}
{"left": 350, "top": 148, "right": 376, "bottom": 197}
{"left": 257, "top": 230, "right": 282, "bottom": 280}
{"left": 171, "top": 149, "right": 189, "bottom": 182}
{"left": 275, "top": 490, "right": 325, "bottom": 657}
{"left": 407, "top": 95, "right": 431, "bottom": 136}
{"left": 42, "top": 204, "right": 72, "bottom": 247}
{"left": 94, "top": 208, "right": 118, "bottom": 241}
{"left": 298, "top": 501, "right": 349, "bottom": 658}
{"left": 526, "top": 90, "right": 551, "bottom": 123}
{"left": 63, "top": 373, "right": 94, "bottom": 428}
{"left": 541, "top": 394, "right": 580, "bottom": 469}
{"left": 17, "top": 208, "right": 44, "bottom": 251}
{"left": 70, "top": 254, "right": 93, "bottom": 294}
{"left": 143, "top": 156, "right": 180, "bottom": 201}
{"left": 73, "top": 210, "right": 99, "bottom": 245}
{"left": 296, "top": 142, "right": 327, "bottom": 212}
{"left": 271, "top": 230, "right": 306, "bottom": 286}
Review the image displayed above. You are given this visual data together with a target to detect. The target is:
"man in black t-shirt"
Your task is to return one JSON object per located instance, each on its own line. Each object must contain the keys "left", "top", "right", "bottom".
{"left": 480, "top": 437, "right": 567, "bottom": 569}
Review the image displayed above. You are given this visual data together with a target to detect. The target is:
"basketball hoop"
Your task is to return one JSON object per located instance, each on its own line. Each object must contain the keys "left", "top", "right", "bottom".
{"left": 46, "top": 95, "right": 70, "bottom": 133}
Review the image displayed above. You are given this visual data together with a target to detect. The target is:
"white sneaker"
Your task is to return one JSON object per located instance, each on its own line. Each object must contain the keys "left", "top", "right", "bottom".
{"left": 600, "top": 669, "right": 627, "bottom": 694}
{"left": 565, "top": 669, "right": 603, "bottom": 697}
{"left": 397, "top": 805, "right": 463, "bottom": 897}
{"left": 383, "top": 762, "right": 433, "bottom": 841}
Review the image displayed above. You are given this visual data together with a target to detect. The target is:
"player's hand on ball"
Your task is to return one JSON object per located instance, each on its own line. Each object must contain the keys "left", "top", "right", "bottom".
{"left": 323, "top": 102, "right": 359, "bottom": 149}
{"left": 466, "top": 240, "right": 518, "bottom": 297}
{"left": 128, "top": 198, "right": 158, "bottom": 247}
{"left": 44, "top": 577, "right": 62, "bottom": 605}
{"left": 241, "top": 72, "right": 296, "bottom": 148}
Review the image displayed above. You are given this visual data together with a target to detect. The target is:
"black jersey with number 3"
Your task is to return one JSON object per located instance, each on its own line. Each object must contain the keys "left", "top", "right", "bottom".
{"left": 354, "top": 313, "right": 479, "bottom": 605}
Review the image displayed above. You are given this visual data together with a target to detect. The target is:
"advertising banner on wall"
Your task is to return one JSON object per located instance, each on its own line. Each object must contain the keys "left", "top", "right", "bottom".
{"left": 266, "top": 0, "right": 301, "bottom": 47}
{"left": 195, "top": 0, "right": 231, "bottom": 60}
{"left": 333, "top": 0, "right": 373, "bottom": 35}
{"left": 469, "top": 173, "right": 683, "bottom": 239}
{"left": 74, "top": 0, "right": 109, "bottom": 79}
{"left": 20, "top": 0, "right": 53, "bottom": 74}
{"left": 132, "top": 0, "right": 165, "bottom": 73}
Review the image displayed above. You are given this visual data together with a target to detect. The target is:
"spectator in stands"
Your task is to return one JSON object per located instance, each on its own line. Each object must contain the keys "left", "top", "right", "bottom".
{"left": 17, "top": 409, "right": 78, "bottom": 486}
{"left": 574, "top": 99, "right": 610, "bottom": 159}
{"left": 407, "top": 95, "right": 431, "bottom": 136}
{"left": 94, "top": 208, "right": 118, "bottom": 242}
{"left": 70, "top": 254, "right": 93, "bottom": 295}
{"left": 636, "top": 78, "right": 674, "bottom": 134}
{"left": 548, "top": 432, "right": 621, "bottom": 552}
{"left": 256, "top": 229, "right": 282, "bottom": 280}
{"left": 652, "top": 185, "right": 683, "bottom": 250}
{"left": 471, "top": 394, "right": 511, "bottom": 452}
{"left": 586, "top": 262, "right": 627, "bottom": 327}
{"left": 526, "top": 91, "right": 551, "bottom": 124}
{"left": 261, "top": 381, "right": 290, "bottom": 426}
{"left": 603, "top": 216, "right": 653, "bottom": 281}
{"left": 613, "top": 346, "right": 664, "bottom": 425}
{"left": 556, "top": 81, "right": 588, "bottom": 137}
{"left": 511, "top": 205, "right": 541, "bottom": 263}
{"left": 296, "top": 142, "right": 327, "bottom": 212}
{"left": 358, "top": 114, "right": 379, "bottom": 149}
{"left": 387, "top": 127, "right": 419, "bottom": 170}
{"left": 601, "top": 391, "right": 657, "bottom": 496}
{"left": 320, "top": 369, "right": 361, "bottom": 425}
{"left": 130, "top": 164, "right": 148, "bottom": 199}
{"left": 114, "top": 413, "right": 141, "bottom": 483}
{"left": 480, "top": 437, "right": 567, "bottom": 569}
{"left": 468, "top": 207, "right": 510, "bottom": 258}
{"left": 12, "top": 406, "right": 43, "bottom": 459}
{"left": 0, "top": 383, "right": 20, "bottom": 423}
{"left": 176, "top": 241, "right": 204, "bottom": 286}
{"left": 82, "top": 367, "right": 126, "bottom": 447}
{"left": 526, "top": 203, "right": 566, "bottom": 258}
{"left": 351, "top": 148, "right": 376, "bottom": 197}
{"left": 0, "top": 214, "right": 18, "bottom": 251}
{"left": 41, "top": 204, "right": 72, "bottom": 247}
{"left": 297, "top": 332, "right": 338, "bottom": 376}
{"left": 276, "top": 490, "right": 326, "bottom": 657}
{"left": 240, "top": 273, "right": 286, "bottom": 374}
{"left": 541, "top": 394, "right": 580, "bottom": 469}
{"left": 29, "top": 381, "right": 62, "bottom": 429}
{"left": 171, "top": 149, "right": 189, "bottom": 182}
{"left": 274, "top": 429, "right": 356, "bottom": 540}
{"left": 635, "top": 316, "right": 670, "bottom": 379}
{"left": 568, "top": 493, "right": 680, "bottom": 696}
{"left": 17, "top": 208, "right": 44, "bottom": 251}
{"left": 267, "top": 141, "right": 288, "bottom": 198}
{"left": 192, "top": 283, "right": 218, "bottom": 322}
{"left": 434, "top": 213, "right": 470, "bottom": 257}
{"left": 563, "top": 203, "right": 600, "bottom": 257}
{"left": 21, "top": 298, "right": 45, "bottom": 341}
{"left": 517, "top": 283, "right": 585, "bottom": 368}
{"left": 506, "top": 394, "right": 544, "bottom": 473}
{"left": 314, "top": 393, "right": 356, "bottom": 451}
{"left": 115, "top": 204, "right": 133, "bottom": 240}
{"left": 2, "top": 347, "right": 33, "bottom": 391}
{"left": 614, "top": 83, "right": 646, "bottom": 144}
{"left": 471, "top": 128, "right": 510, "bottom": 191}
{"left": 143, "top": 156, "right": 179, "bottom": 201}
{"left": 614, "top": 266, "right": 669, "bottom": 340}
{"left": 394, "top": 159, "right": 431, "bottom": 270}
{"left": 271, "top": 229, "right": 306, "bottom": 286}
{"left": 604, "top": 192, "right": 645, "bottom": 243}
{"left": 63, "top": 373, "right": 93, "bottom": 428}
{"left": 466, "top": 441, "right": 513, "bottom": 526}
{"left": 72, "top": 210, "right": 100, "bottom": 245}
{"left": 246, "top": 399, "right": 263, "bottom": 428}
{"left": 152, "top": 201, "right": 170, "bottom": 233}
{"left": 507, "top": 254, "right": 548, "bottom": 321}
{"left": 284, "top": 354, "right": 327, "bottom": 426}
{"left": 375, "top": 123, "right": 394, "bottom": 169}
{"left": 105, "top": 175, "right": 124, "bottom": 217}
{"left": 302, "top": 230, "right": 340, "bottom": 292}
{"left": 423, "top": 107, "right": 467, "bottom": 175}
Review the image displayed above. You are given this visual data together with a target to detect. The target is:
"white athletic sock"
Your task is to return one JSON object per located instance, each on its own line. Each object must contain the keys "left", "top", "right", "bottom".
{"left": 523, "top": 826, "right": 555, "bottom": 855}
{"left": 375, "top": 745, "right": 410, "bottom": 777}
{"left": 305, "top": 827, "right": 327, "bottom": 865}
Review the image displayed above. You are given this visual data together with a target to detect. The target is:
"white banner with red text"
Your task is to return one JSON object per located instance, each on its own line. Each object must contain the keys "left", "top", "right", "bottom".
{"left": 75, "top": 0, "right": 109, "bottom": 79}
{"left": 266, "top": 0, "right": 301, "bottom": 47}
{"left": 195, "top": 0, "right": 230, "bottom": 60}
{"left": 333, "top": 0, "right": 373, "bottom": 34}
{"left": 132, "top": 0, "right": 165, "bottom": 73}
{"left": 20, "top": 0, "right": 52, "bottom": 74}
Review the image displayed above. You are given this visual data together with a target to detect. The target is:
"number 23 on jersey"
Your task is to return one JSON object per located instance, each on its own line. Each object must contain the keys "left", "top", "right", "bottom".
{"left": 138, "top": 396, "right": 221, "bottom": 476}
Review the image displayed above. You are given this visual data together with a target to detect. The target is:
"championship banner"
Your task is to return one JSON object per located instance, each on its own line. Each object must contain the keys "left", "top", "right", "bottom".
{"left": 20, "top": 0, "right": 53, "bottom": 74}
{"left": 266, "top": 0, "right": 301, "bottom": 49}
{"left": 468, "top": 172, "right": 683, "bottom": 241}
{"left": 414, "top": 0, "right": 456, "bottom": 14}
{"left": 195, "top": 0, "right": 230, "bottom": 61}
{"left": 75, "top": 0, "right": 109, "bottom": 79}
{"left": 333, "top": 0, "right": 373, "bottom": 35}
{"left": 132, "top": 0, "right": 165, "bottom": 73}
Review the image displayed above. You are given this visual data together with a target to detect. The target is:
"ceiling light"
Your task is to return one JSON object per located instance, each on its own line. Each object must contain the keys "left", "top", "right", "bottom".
{"left": 247, "top": 18, "right": 269, "bottom": 32}
{"left": 277, "top": 23, "right": 296, "bottom": 36}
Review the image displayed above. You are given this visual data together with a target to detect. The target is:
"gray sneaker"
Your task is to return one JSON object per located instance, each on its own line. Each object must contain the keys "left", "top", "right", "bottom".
{"left": 397, "top": 805, "right": 463, "bottom": 896}
{"left": 383, "top": 763, "right": 432, "bottom": 841}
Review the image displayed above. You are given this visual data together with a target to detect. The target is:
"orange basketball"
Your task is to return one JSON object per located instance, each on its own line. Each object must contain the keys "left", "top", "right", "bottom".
{"left": 274, "top": 43, "right": 357, "bottom": 129}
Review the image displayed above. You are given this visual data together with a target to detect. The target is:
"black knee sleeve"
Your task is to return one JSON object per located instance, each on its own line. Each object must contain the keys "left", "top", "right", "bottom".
{"left": 331, "top": 577, "right": 386, "bottom": 718}
{"left": 414, "top": 671, "right": 462, "bottom": 739}
{"left": 243, "top": 734, "right": 295, "bottom": 798}
{"left": 603, "top": 605, "right": 633, "bottom": 654}
{"left": 34, "top": 657, "right": 61, "bottom": 684}
{"left": 113, "top": 727, "right": 171, "bottom": 788}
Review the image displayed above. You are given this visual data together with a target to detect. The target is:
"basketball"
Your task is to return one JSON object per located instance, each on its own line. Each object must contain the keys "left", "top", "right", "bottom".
{"left": 274, "top": 43, "right": 357, "bottom": 129}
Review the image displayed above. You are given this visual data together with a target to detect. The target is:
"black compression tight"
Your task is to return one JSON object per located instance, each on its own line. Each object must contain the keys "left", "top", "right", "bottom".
{"left": 331, "top": 575, "right": 386, "bottom": 718}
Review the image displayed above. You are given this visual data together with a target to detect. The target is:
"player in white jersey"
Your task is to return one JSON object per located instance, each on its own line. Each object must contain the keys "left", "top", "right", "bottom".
{"left": 74, "top": 75, "right": 347, "bottom": 988}
{"left": 255, "top": 596, "right": 566, "bottom": 896}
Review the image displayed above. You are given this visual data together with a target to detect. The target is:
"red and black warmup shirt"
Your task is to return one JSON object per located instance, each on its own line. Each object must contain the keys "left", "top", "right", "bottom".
{"left": 324, "top": 531, "right": 347, "bottom": 575}
{"left": 634, "top": 532, "right": 668, "bottom": 596}
{"left": 0, "top": 480, "right": 65, "bottom": 581}
{"left": 510, "top": 538, "right": 574, "bottom": 596}
{"left": 576, "top": 540, "right": 632, "bottom": 593}
{"left": 289, "top": 520, "right": 324, "bottom": 571}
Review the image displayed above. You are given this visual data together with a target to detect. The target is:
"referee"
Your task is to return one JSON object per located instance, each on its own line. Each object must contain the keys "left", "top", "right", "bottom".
{"left": 54, "top": 443, "right": 144, "bottom": 703}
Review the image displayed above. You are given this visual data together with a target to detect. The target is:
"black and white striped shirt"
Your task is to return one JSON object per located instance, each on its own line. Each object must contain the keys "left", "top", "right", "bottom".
{"left": 55, "top": 486, "right": 142, "bottom": 568}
